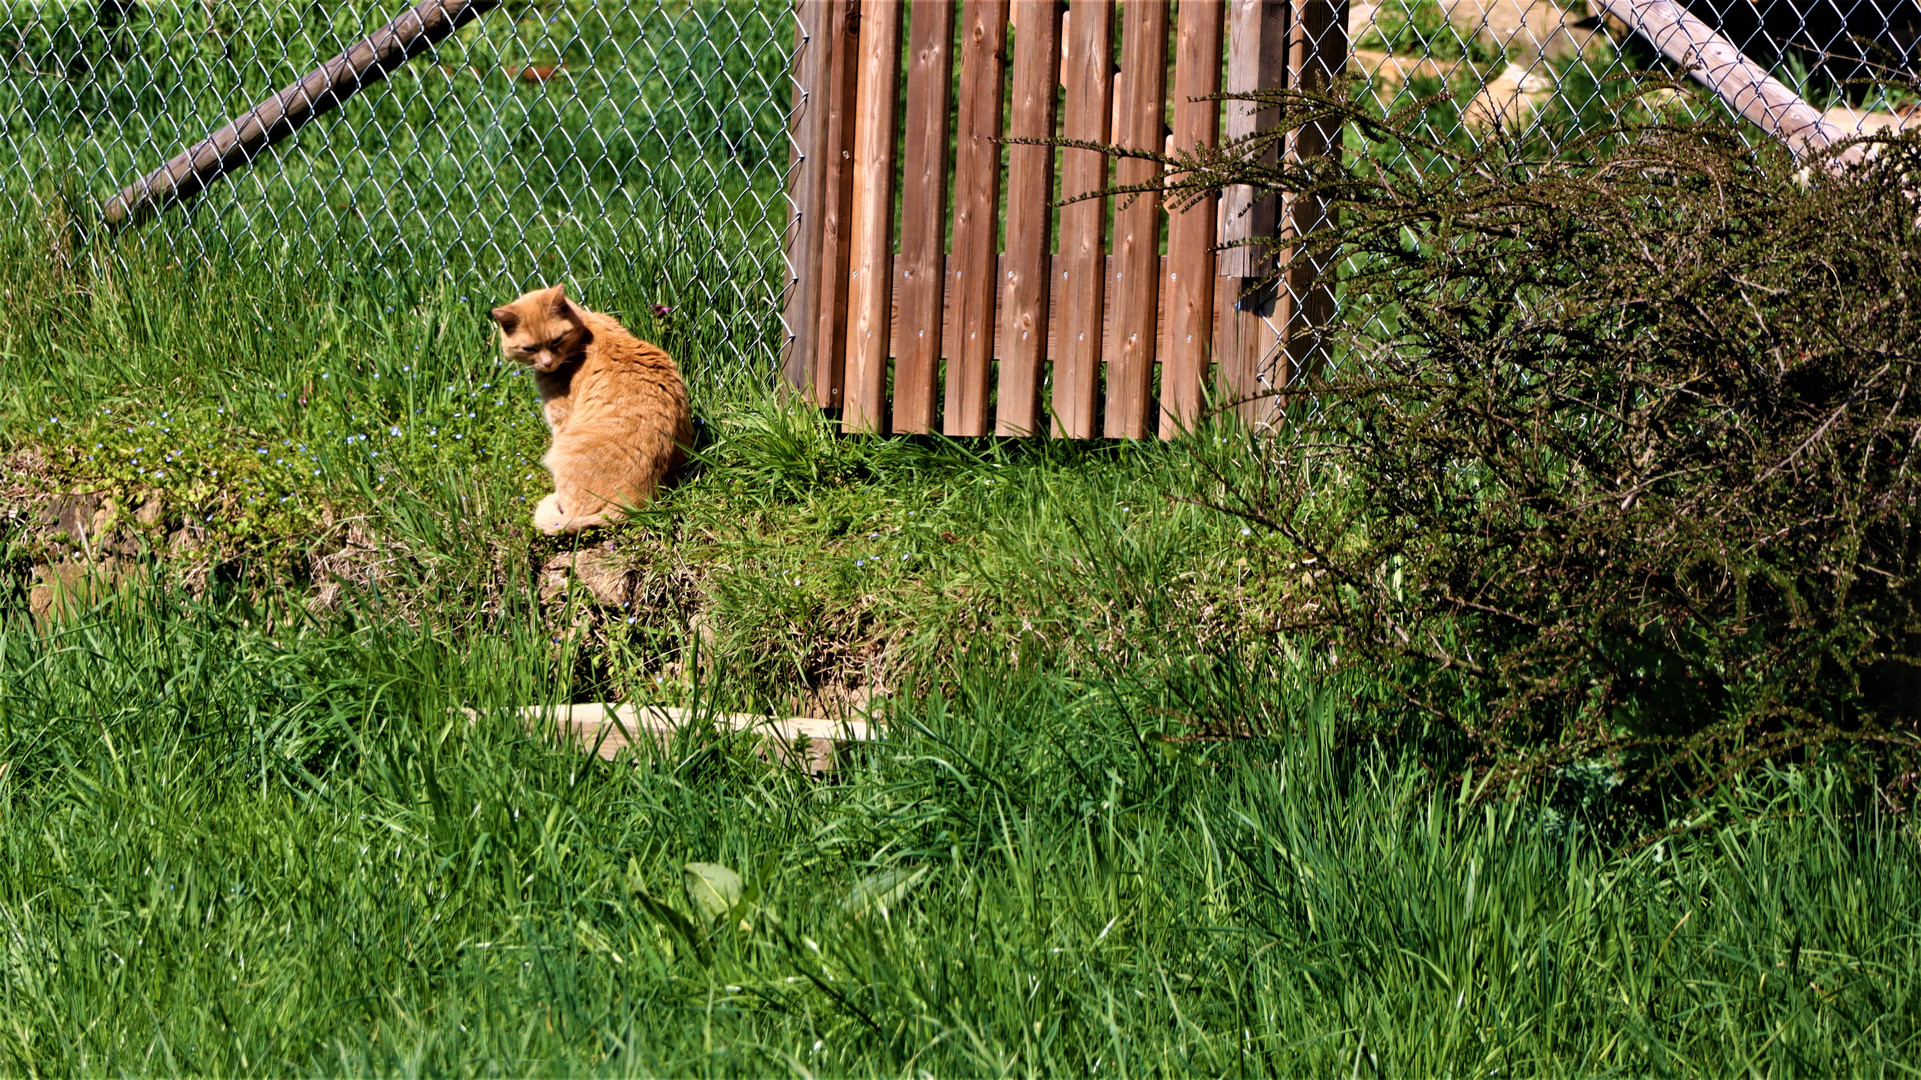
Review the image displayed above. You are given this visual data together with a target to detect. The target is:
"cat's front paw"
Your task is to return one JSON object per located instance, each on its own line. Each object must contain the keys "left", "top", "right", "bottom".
{"left": 533, "top": 493, "right": 569, "bottom": 535}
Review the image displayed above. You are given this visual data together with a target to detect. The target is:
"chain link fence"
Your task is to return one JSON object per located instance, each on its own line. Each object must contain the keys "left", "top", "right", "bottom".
{"left": 0, "top": 0, "right": 1911, "bottom": 402}
{"left": 0, "top": 0, "right": 794, "bottom": 372}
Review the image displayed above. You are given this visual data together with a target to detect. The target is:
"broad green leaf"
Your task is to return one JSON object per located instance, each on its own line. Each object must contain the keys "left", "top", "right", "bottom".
{"left": 684, "top": 862, "right": 743, "bottom": 924}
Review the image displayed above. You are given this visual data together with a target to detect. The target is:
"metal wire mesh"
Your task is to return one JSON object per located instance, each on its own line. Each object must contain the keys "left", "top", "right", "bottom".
{"left": 1, "top": 1, "right": 1910, "bottom": 409}
{"left": 1245, "top": 0, "right": 1919, "bottom": 420}
{"left": 0, "top": 0, "right": 792, "bottom": 367}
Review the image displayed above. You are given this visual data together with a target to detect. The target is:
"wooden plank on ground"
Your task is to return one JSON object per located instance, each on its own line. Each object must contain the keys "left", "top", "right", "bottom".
{"left": 1217, "top": 0, "right": 1287, "bottom": 424}
{"left": 1159, "top": 0, "right": 1223, "bottom": 438}
{"left": 1104, "top": 0, "right": 1168, "bottom": 438}
{"left": 810, "top": 0, "right": 860, "bottom": 409}
{"left": 994, "top": 0, "right": 1064, "bottom": 437}
{"left": 1052, "top": 0, "right": 1115, "bottom": 439}
{"left": 486, "top": 703, "right": 874, "bottom": 775}
{"left": 894, "top": 0, "right": 959, "bottom": 434}
{"left": 842, "top": 0, "right": 906, "bottom": 434}
{"left": 945, "top": 0, "right": 1010, "bottom": 436}
{"left": 781, "top": 0, "right": 835, "bottom": 392}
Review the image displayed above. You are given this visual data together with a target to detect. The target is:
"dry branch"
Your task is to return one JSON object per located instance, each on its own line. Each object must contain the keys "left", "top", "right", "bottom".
{"left": 101, "top": 0, "right": 498, "bottom": 228}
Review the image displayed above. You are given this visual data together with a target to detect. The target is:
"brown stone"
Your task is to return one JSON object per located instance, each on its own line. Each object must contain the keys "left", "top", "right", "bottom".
{"left": 135, "top": 494, "right": 165, "bottom": 527}
{"left": 45, "top": 493, "right": 102, "bottom": 542}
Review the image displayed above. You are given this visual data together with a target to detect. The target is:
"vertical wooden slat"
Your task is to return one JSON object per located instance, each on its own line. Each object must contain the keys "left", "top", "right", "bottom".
{"left": 1105, "top": 0, "right": 1168, "bottom": 439}
{"left": 810, "top": 0, "right": 861, "bottom": 410}
{"left": 1052, "top": 0, "right": 1114, "bottom": 439}
{"left": 1159, "top": 0, "right": 1223, "bottom": 438}
{"left": 1277, "top": 0, "right": 1347, "bottom": 388}
{"left": 945, "top": 0, "right": 1010, "bottom": 436}
{"left": 1216, "top": 0, "right": 1287, "bottom": 423}
{"left": 843, "top": 1, "right": 906, "bottom": 434}
{"left": 781, "top": 0, "right": 835, "bottom": 392}
{"left": 994, "top": 0, "right": 1063, "bottom": 437}
{"left": 894, "top": 0, "right": 958, "bottom": 434}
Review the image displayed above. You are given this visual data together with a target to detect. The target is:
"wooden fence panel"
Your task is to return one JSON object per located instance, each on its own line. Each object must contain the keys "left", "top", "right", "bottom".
{"left": 995, "top": 0, "right": 1063, "bottom": 437}
{"left": 783, "top": 0, "right": 1340, "bottom": 439}
{"left": 1105, "top": 0, "right": 1169, "bottom": 439}
{"left": 843, "top": 0, "right": 905, "bottom": 434}
{"left": 1160, "top": 0, "right": 1224, "bottom": 438}
{"left": 893, "top": 0, "right": 958, "bottom": 434}
{"left": 1052, "top": 0, "right": 1114, "bottom": 439}
{"left": 945, "top": 0, "right": 1010, "bottom": 436}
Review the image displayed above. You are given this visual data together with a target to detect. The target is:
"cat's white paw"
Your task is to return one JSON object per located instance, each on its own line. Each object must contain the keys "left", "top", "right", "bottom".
{"left": 533, "top": 493, "right": 568, "bottom": 534}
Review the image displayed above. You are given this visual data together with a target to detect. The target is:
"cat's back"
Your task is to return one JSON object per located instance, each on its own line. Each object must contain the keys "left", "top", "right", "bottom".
{"left": 574, "top": 307, "right": 691, "bottom": 437}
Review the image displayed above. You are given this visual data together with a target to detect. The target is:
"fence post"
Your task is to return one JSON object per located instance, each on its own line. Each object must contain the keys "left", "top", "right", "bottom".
{"left": 945, "top": 0, "right": 1011, "bottom": 437}
{"left": 1160, "top": 0, "right": 1224, "bottom": 438}
{"left": 843, "top": 0, "right": 905, "bottom": 434}
{"left": 1053, "top": 0, "right": 1116, "bottom": 439}
{"left": 1274, "top": 0, "right": 1347, "bottom": 388}
{"left": 783, "top": 0, "right": 832, "bottom": 392}
{"left": 1105, "top": 0, "right": 1170, "bottom": 439}
{"left": 893, "top": 0, "right": 959, "bottom": 434}
{"left": 995, "top": 0, "right": 1064, "bottom": 437}
{"left": 1215, "top": 0, "right": 1288, "bottom": 425}
{"left": 804, "top": 0, "right": 862, "bottom": 410}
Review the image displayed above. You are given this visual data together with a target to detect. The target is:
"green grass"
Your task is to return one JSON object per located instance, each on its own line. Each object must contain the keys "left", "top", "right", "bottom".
{"left": 0, "top": 200, "right": 1917, "bottom": 1076}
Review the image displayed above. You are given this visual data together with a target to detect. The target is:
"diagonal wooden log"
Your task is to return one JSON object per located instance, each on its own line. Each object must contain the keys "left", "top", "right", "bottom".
{"left": 101, "top": 0, "right": 499, "bottom": 228}
{"left": 1590, "top": 0, "right": 1860, "bottom": 167}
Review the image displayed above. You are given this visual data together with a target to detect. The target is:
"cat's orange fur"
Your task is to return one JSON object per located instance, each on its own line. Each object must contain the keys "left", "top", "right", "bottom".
{"left": 490, "top": 284, "right": 692, "bottom": 534}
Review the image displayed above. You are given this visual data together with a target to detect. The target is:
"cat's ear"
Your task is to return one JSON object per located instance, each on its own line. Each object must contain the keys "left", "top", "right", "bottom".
{"left": 549, "top": 283, "right": 573, "bottom": 318}
{"left": 491, "top": 306, "right": 519, "bottom": 334}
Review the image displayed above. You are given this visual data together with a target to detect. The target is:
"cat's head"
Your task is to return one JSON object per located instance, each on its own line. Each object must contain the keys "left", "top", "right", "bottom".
{"left": 491, "top": 284, "right": 588, "bottom": 373}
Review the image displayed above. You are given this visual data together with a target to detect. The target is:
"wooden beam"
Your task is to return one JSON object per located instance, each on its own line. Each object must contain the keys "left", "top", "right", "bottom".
{"left": 1216, "top": 0, "right": 1288, "bottom": 425}
{"left": 995, "top": 0, "right": 1064, "bottom": 437}
{"left": 1275, "top": 0, "right": 1347, "bottom": 389}
{"left": 809, "top": 0, "right": 862, "bottom": 410}
{"left": 894, "top": 0, "right": 959, "bottom": 434}
{"left": 102, "top": 0, "right": 499, "bottom": 227}
{"left": 843, "top": 0, "right": 906, "bottom": 434}
{"left": 945, "top": 0, "right": 1011, "bottom": 436}
{"left": 491, "top": 702, "right": 873, "bottom": 775}
{"left": 1160, "top": 0, "right": 1224, "bottom": 438}
{"left": 783, "top": 0, "right": 835, "bottom": 392}
{"left": 1105, "top": 0, "right": 1168, "bottom": 439}
{"left": 1053, "top": 0, "right": 1115, "bottom": 439}
{"left": 1591, "top": 0, "right": 1857, "bottom": 164}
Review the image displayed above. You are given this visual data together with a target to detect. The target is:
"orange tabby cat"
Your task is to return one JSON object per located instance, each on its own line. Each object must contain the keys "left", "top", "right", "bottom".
{"left": 490, "top": 284, "right": 693, "bottom": 534}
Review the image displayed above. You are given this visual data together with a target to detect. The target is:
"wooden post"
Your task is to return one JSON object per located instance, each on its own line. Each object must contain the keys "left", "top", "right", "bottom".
{"left": 784, "top": 0, "right": 835, "bottom": 391}
{"left": 1591, "top": 0, "right": 1856, "bottom": 164}
{"left": 843, "top": 0, "right": 906, "bottom": 434}
{"left": 995, "top": 0, "right": 1064, "bottom": 437}
{"left": 1159, "top": 0, "right": 1224, "bottom": 439}
{"left": 810, "top": 0, "right": 861, "bottom": 410}
{"left": 946, "top": 0, "right": 1010, "bottom": 437}
{"left": 102, "top": 0, "right": 498, "bottom": 227}
{"left": 894, "top": 0, "right": 959, "bottom": 434}
{"left": 1215, "top": 0, "right": 1288, "bottom": 425}
{"left": 1052, "top": 0, "right": 1115, "bottom": 439}
{"left": 1275, "top": 0, "right": 1347, "bottom": 389}
{"left": 1105, "top": 0, "right": 1169, "bottom": 439}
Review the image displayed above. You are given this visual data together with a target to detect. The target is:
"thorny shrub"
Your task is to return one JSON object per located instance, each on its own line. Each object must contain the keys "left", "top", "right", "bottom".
{"left": 1141, "top": 92, "right": 1921, "bottom": 798}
